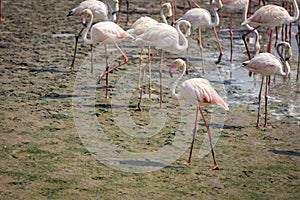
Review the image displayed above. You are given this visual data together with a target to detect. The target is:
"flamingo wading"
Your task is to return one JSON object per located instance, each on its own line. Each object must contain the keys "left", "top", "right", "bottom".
{"left": 241, "top": 42, "right": 292, "bottom": 128}
{"left": 81, "top": 8, "right": 133, "bottom": 99}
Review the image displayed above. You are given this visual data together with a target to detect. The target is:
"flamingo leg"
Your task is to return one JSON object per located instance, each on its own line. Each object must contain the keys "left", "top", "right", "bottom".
{"left": 104, "top": 43, "right": 110, "bottom": 99}
{"left": 212, "top": 26, "right": 223, "bottom": 64}
{"left": 159, "top": 49, "right": 163, "bottom": 108}
{"left": 90, "top": 44, "right": 94, "bottom": 73}
{"left": 197, "top": 27, "right": 205, "bottom": 74}
{"left": 171, "top": 1, "right": 176, "bottom": 26}
{"left": 148, "top": 46, "right": 154, "bottom": 98}
{"left": 99, "top": 42, "right": 128, "bottom": 81}
{"left": 137, "top": 59, "right": 145, "bottom": 112}
{"left": 242, "top": 25, "right": 260, "bottom": 60}
{"left": 264, "top": 76, "right": 272, "bottom": 128}
{"left": 138, "top": 43, "right": 144, "bottom": 90}
{"left": 192, "top": 0, "right": 200, "bottom": 8}
{"left": 247, "top": 0, "right": 252, "bottom": 18}
{"left": 267, "top": 28, "right": 272, "bottom": 53}
{"left": 296, "top": 23, "right": 300, "bottom": 80}
{"left": 199, "top": 105, "right": 219, "bottom": 170}
{"left": 183, "top": 107, "right": 199, "bottom": 166}
{"left": 116, "top": 0, "right": 122, "bottom": 25}
{"left": 126, "top": 0, "right": 131, "bottom": 26}
{"left": 256, "top": 76, "right": 264, "bottom": 128}
{"left": 230, "top": 13, "right": 233, "bottom": 63}
{"left": 70, "top": 27, "right": 84, "bottom": 70}
{"left": 275, "top": 27, "right": 279, "bottom": 48}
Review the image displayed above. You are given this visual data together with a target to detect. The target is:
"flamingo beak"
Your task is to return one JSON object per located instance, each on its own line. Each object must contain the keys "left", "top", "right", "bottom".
{"left": 169, "top": 64, "right": 175, "bottom": 78}
{"left": 81, "top": 17, "right": 87, "bottom": 27}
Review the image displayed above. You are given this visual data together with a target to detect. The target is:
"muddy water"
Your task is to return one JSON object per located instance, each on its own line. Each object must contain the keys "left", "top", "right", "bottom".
{"left": 1, "top": 0, "right": 300, "bottom": 199}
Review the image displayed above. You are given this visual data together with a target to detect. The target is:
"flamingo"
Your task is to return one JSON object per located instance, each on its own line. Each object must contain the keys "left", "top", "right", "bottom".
{"left": 220, "top": 0, "right": 250, "bottom": 62}
{"left": 169, "top": 58, "right": 229, "bottom": 170}
{"left": 116, "top": 0, "right": 131, "bottom": 25}
{"left": 242, "top": 0, "right": 299, "bottom": 54}
{"left": 241, "top": 42, "right": 291, "bottom": 128}
{"left": 81, "top": 8, "right": 133, "bottom": 99}
{"left": 175, "top": 0, "right": 223, "bottom": 74}
{"left": 127, "top": 2, "right": 173, "bottom": 97}
{"left": 135, "top": 20, "right": 191, "bottom": 107}
{"left": 67, "top": 0, "right": 118, "bottom": 71}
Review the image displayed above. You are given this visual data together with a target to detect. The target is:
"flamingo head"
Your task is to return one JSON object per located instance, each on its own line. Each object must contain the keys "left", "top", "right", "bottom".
{"left": 169, "top": 58, "right": 186, "bottom": 78}
{"left": 80, "top": 9, "right": 93, "bottom": 26}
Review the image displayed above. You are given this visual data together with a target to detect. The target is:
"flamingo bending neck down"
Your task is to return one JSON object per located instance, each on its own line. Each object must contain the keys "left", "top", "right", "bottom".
{"left": 135, "top": 20, "right": 191, "bottom": 108}
{"left": 169, "top": 58, "right": 229, "bottom": 170}
{"left": 81, "top": 8, "right": 133, "bottom": 99}
{"left": 241, "top": 42, "right": 291, "bottom": 128}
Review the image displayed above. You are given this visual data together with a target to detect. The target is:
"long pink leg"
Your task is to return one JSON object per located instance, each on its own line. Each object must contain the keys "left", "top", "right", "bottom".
{"left": 183, "top": 107, "right": 199, "bottom": 166}
{"left": 104, "top": 44, "right": 110, "bottom": 99}
{"left": 264, "top": 76, "right": 272, "bottom": 128}
{"left": 296, "top": 21, "right": 300, "bottom": 80}
{"left": 212, "top": 27, "right": 223, "bottom": 64}
{"left": 126, "top": 0, "right": 131, "bottom": 26}
{"left": 159, "top": 49, "right": 163, "bottom": 108}
{"left": 171, "top": 1, "right": 176, "bottom": 26}
{"left": 230, "top": 13, "right": 233, "bottom": 62}
{"left": 99, "top": 42, "right": 128, "bottom": 84}
{"left": 256, "top": 76, "right": 264, "bottom": 128}
{"left": 191, "top": 0, "right": 200, "bottom": 8}
{"left": 199, "top": 106, "right": 219, "bottom": 170}
{"left": 116, "top": 0, "right": 122, "bottom": 25}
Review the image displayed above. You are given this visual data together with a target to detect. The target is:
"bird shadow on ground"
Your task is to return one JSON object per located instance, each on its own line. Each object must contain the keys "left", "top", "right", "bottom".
{"left": 268, "top": 150, "right": 300, "bottom": 157}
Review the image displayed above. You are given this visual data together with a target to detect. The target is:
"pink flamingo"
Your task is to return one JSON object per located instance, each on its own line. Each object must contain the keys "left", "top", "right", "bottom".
{"left": 242, "top": 0, "right": 299, "bottom": 54}
{"left": 81, "top": 9, "right": 133, "bottom": 99}
{"left": 241, "top": 42, "right": 291, "bottom": 128}
{"left": 67, "top": 0, "right": 118, "bottom": 71}
{"left": 169, "top": 58, "right": 229, "bottom": 170}
{"left": 175, "top": 0, "right": 223, "bottom": 74}
{"left": 135, "top": 20, "right": 191, "bottom": 107}
{"left": 127, "top": 3, "right": 173, "bottom": 94}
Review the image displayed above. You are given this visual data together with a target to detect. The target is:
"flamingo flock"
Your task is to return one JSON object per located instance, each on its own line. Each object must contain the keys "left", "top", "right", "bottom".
{"left": 67, "top": 0, "right": 299, "bottom": 170}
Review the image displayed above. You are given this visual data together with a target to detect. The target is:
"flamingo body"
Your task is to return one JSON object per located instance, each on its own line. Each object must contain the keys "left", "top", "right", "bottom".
{"left": 169, "top": 58, "right": 228, "bottom": 170}
{"left": 241, "top": 53, "right": 289, "bottom": 76}
{"left": 179, "top": 8, "right": 213, "bottom": 30}
{"left": 242, "top": 5, "right": 297, "bottom": 28}
{"left": 222, "top": 0, "right": 248, "bottom": 11}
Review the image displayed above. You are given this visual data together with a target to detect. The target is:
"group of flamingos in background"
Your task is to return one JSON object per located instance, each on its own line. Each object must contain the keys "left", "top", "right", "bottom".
{"left": 67, "top": 0, "right": 299, "bottom": 170}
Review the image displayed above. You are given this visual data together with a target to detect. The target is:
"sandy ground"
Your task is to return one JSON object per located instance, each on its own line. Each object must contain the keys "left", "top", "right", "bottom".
{"left": 0, "top": 0, "right": 300, "bottom": 199}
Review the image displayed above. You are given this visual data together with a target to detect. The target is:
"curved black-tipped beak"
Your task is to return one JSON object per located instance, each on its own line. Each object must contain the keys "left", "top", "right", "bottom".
{"left": 166, "top": 16, "right": 171, "bottom": 20}
{"left": 67, "top": 11, "right": 73, "bottom": 17}
{"left": 112, "top": 10, "right": 118, "bottom": 15}
{"left": 169, "top": 72, "right": 173, "bottom": 78}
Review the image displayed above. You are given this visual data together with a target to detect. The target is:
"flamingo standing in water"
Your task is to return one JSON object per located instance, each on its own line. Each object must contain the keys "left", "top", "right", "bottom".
{"left": 135, "top": 20, "right": 191, "bottom": 107}
{"left": 127, "top": 2, "right": 173, "bottom": 99}
{"left": 175, "top": 0, "right": 223, "bottom": 74}
{"left": 241, "top": 42, "right": 291, "bottom": 128}
{"left": 81, "top": 9, "right": 133, "bottom": 99}
{"left": 169, "top": 58, "right": 229, "bottom": 170}
{"left": 242, "top": 0, "right": 299, "bottom": 54}
{"left": 67, "top": 0, "right": 119, "bottom": 71}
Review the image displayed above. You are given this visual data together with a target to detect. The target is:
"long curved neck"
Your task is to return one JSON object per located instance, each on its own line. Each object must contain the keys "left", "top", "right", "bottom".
{"left": 277, "top": 44, "right": 291, "bottom": 76}
{"left": 170, "top": 63, "right": 186, "bottom": 99}
{"left": 106, "top": 0, "right": 119, "bottom": 21}
{"left": 290, "top": 0, "right": 299, "bottom": 22}
{"left": 160, "top": 3, "right": 171, "bottom": 24}
{"left": 175, "top": 20, "right": 189, "bottom": 51}
{"left": 209, "top": 0, "right": 220, "bottom": 27}
{"left": 82, "top": 11, "right": 94, "bottom": 45}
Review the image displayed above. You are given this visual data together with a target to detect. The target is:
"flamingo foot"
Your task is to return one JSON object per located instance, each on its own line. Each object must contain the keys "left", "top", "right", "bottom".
{"left": 215, "top": 52, "right": 223, "bottom": 64}
{"left": 0, "top": 17, "right": 5, "bottom": 21}
{"left": 263, "top": 124, "right": 272, "bottom": 129}
{"left": 182, "top": 161, "right": 191, "bottom": 166}
{"left": 149, "top": 87, "right": 156, "bottom": 91}
{"left": 210, "top": 165, "right": 219, "bottom": 170}
{"left": 126, "top": 21, "right": 132, "bottom": 26}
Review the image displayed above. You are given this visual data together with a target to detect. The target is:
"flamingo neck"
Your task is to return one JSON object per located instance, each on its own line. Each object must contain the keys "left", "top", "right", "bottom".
{"left": 175, "top": 20, "right": 190, "bottom": 51}
{"left": 276, "top": 43, "right": 291, "bottom": 76}
{"left": 209, "top": 0, "right": 220, "bottom": 27}
{"left": 291, "top": 0, "right": 299, "bottom": 22}
{"left": 170, "top": 63, "right": 186, "bottom": 99}
{"left": 82, "top": 10, "right": 94, "bottom": 45}
{"left": 160, "top": 3, "right": 171, "bottom": 24}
